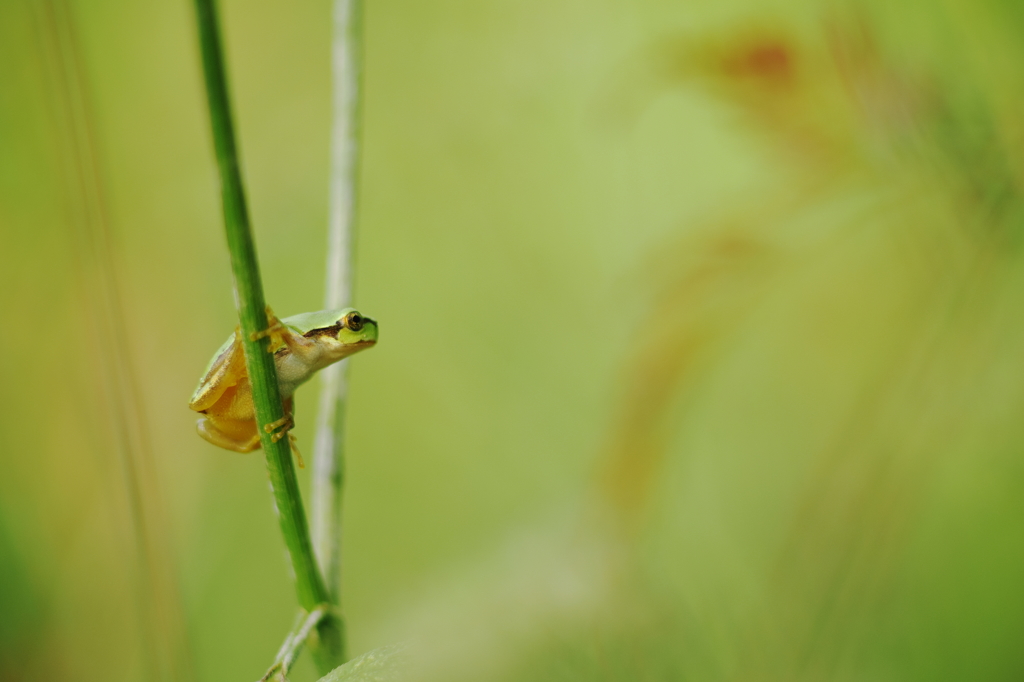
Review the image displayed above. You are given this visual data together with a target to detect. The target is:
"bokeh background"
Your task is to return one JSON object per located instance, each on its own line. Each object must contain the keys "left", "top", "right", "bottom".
{"left": 4, "top": 0, "right": 1024, "bottom": 680}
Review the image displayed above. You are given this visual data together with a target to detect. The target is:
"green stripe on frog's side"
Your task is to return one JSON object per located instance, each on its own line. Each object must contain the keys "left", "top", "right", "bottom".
{"left": 282, "top": 309, "right": 356, "bottom": 334}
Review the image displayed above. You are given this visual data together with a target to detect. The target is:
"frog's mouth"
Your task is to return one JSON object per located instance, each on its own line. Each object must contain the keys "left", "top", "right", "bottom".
{"left": 344, "top": 339, "right": 377, "bottom": 353}
{"left": 331, "top": 338, "right": 376, "bottom": 362}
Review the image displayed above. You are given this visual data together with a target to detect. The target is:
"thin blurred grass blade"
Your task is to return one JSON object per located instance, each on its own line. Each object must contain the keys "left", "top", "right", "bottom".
{"left": 31, "top": 2, "right": 195, "bottom": 680}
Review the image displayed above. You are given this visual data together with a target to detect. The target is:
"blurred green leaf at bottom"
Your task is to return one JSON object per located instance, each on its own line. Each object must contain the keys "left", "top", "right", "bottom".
{"left": 317, "top": 643, "right": 409, "bottom": 682}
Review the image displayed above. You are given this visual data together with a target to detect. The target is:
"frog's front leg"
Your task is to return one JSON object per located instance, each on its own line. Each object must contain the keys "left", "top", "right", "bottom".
{"left": 251, "top": 306, "right": 318, "bottom": 361}
{"left": 250, "top": 307, "right": 287, "bottom": 343}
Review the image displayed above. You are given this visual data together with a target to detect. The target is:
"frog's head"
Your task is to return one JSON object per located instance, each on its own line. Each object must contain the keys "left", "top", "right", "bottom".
{"left": 325, "top": 308, "right": 378, "bottom": 358}
{"left": 288, "top": 307, "right": 377, "bottom": 361}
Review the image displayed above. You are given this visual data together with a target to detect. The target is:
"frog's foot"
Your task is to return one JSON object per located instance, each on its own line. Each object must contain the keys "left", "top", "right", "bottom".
{"left": 250, "top": 306, "right": 286, "bottom": 345}
{"left": 262, "top": 415, "right": 305, "bottom": 468}
{"left": 264, "top": 413, "right": 294, "bottom": 440}
{"left": 264, "top": 413, "right": 295, "bottom": 442}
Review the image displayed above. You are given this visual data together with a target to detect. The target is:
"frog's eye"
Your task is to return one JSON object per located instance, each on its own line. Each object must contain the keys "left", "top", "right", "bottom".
{"left": 342, "top": 311, "right": 364, "bottom": 331}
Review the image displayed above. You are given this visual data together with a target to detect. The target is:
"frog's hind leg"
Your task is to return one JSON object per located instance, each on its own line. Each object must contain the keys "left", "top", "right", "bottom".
{"left": 260, "top": 416, "right": 305, "bottom": 468}
{"left": 263, "top": 397, "right": 296, "bottom": 441}
{"left": 262, "top": 398, "right": 304, "bottom": 467}
{"left": 196, "top": 417, "right": 262, "bottom": 453}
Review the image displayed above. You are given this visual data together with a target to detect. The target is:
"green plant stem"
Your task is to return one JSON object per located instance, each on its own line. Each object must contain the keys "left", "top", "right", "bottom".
{"left": 191, "top": 0, "right": 342, "bottom": 672}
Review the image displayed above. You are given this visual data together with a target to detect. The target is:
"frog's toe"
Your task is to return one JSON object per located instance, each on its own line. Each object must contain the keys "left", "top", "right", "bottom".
{"left": 264, "top": 414, "right": 295, "bottom": 441}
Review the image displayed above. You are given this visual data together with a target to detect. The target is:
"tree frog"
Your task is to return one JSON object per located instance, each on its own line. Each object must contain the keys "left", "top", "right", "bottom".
{"left": 189, "top": 308, "right": 378, "bottom": 454}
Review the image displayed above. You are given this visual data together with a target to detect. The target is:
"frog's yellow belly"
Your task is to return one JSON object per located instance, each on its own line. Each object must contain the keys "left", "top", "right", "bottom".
{"left": 205, "top": 380, "right": 255, "bottom": 420}
{"left": 196, "top": 379, "right": 294, "bottom": 453}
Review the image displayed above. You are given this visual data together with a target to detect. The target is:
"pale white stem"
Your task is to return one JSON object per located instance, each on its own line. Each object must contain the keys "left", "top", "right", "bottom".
{"left": 312, "top": 0, "right": 363, "bottom": 606}
{"left": 259, "top": 605, "right": 333, "bottom": 681}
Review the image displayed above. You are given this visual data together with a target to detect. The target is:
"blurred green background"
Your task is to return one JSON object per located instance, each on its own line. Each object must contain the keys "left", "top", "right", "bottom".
{"left": 4, "top": 0, "right": 1024, "bottom": 680}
